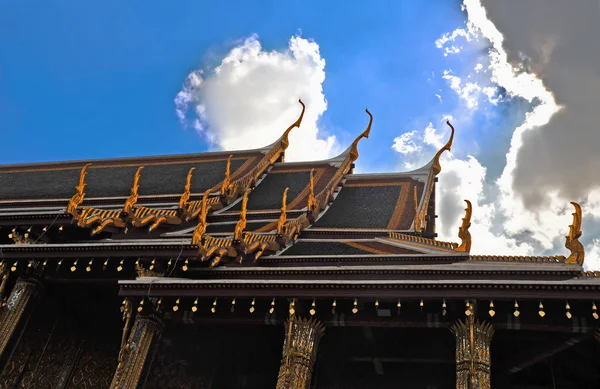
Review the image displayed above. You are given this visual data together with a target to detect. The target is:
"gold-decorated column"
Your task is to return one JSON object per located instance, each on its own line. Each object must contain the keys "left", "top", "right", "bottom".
{"left": 450, "top": 304, "right": 495, "bottom": 389}
{"left": 110, "top": 299, "right": 164, "bottom": 389}
{"left": 0, "top": 275, "right": 43, "bottom": 369}
{"left": 276, "top": 316, "right": 325, "bottom": 389}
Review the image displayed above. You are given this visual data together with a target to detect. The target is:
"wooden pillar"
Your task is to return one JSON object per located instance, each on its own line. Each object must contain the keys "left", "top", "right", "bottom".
{"left": 110, "top": 300, "right": 164, "bottom": 389}
{"left": 450, "top": 310, "right": 494, "bottom": 389}
{"left": 276, "top": 316, "right": 324, "bottom": 389}
{"left": 0, "top": 277, "right": 43, "bottom": 370}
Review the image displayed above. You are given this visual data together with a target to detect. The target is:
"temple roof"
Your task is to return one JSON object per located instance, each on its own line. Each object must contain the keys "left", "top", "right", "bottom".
{"left": 0, "top": 149, "right": 262, "bottom": 202}
{"left": 0, "top": 107, "right": 591, "bottom": 278}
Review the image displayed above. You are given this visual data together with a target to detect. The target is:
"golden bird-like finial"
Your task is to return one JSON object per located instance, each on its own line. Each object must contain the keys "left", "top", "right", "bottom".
{"left": 179, "top": 167, "right": 195, "bottom": 209}
{"left": 455, "top": 200, "right": 472, "bottom": 253}
{"left": 67, "top": 163, "right": 92, "bottom": 218}
{"left": 432, "top": 121, "right": 455, "bottom": 176}
{"left": 348, "top": 109, "right": 373, "bottom": 163}
{"left": 277, "top": 187, "right": 289, "bottom": 235}
{"left": 123, "top": 166, "right": 144, "bottom": 214}
{"left": 307, "top": 169, "right": 317, "bottom": 213}
{"left": 234, "top": 188, "right": 251, "bottom": 241}
{"left": 413, "top": 186, "right": 422, "bottom": 234}
{"left": 280, "top": 99, "right": 306, "bottom": 153}
{"left": 565, "top": 202, "right": 585, "bottom": 265}
{"left": 220, "top": 155, "right": 233, "bottom": 196}
{"left": 191, "top": 189, "right": 211, "bottom": 246}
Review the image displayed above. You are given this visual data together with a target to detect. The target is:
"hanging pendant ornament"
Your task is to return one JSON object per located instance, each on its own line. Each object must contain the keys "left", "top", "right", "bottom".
{"left": 513, "top": 301, "right": 520, "bottom": 317}
{"left": 332, "top": 299, "right": 337, "bottom": 314}
{"left": 289, "top": 299, "right": 296, "bottom": 316}
{"left": 488, "top": 300, "right": 495, "bottom": 317}
{"left": 211, "top": 298, "right": 217, "bottom": 314}
{"left": 465, "top": 301, "right": 473, "bottom": 317}
{"left": 593, "top": 302, "right": 598, "bottom": 320}
{"left": 173, "top": 298, "right": 180, "bottom": 312}
{"left": 538, "top": 301, "right": 545, "bottom": 317}
{"left": 230, "top": 298, "right": 236, "bottom": 313}
{"left": 191, "top": 298, "right": 198, "bottom": 313}
{"left": 310, "top": 299, "right": 316, "bottom": 316}
{"left": 352, "top": 298, "right": 359, "bottom": 314}
{"left": 442, "top": 299, "right": 447, "bottom": 316}
{"left": 249, "top": 298, "right": 256, "bottom": 314}
{"left": 269, "top": 298, "right": 275, "bottom": 315}
{"left": 565, "top": 301, "right": 572, "bottom": 319}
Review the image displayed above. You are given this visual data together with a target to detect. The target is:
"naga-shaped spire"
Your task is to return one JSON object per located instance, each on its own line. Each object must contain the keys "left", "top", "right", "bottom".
{"left": 123, "top": 166, "right": 144, "bottom": 215}
{"left": 413, "top": 186, "right": 422, "bottom": 234}
{"left": 234, "top": 188, "right": 251, "bottom": 241}
{"left": 565, "top": 202, "right": 585, "bottom": 265}
{"left": 348, "top": 109, "right": 373, "bottom": 163}
{"left": 432, "top": 121, "right": 455, "bottom": 175}
{"left": 454, "top": 200, "right": 472, "bottom": 253}
{"left": 277, "top": 187, "right": 289, "bottom": 235}
{"left": 179, "top": 167, "right": 195, "bottom": 209}
{"left": 280, "top": 99, "right": 306, "bottom": 152}
{"left": 220, "top": 155, "right": 233, "bottom": 196}
{"left": 191, "top": 189, "right": 211, "bottom": 245}
{"left": 307, "top": 169, "right": 317, "bottom": 213}
{"left": 67, "top": 163, "right": 92, "bottom": 219}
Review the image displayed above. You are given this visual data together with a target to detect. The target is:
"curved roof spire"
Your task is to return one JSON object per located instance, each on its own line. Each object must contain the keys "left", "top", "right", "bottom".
{"left": 431, "top": 121, "right": 455, "bottom": 175}
{"left": 280, "top": 99, "right": 306, "bottom": 151}
{"left": 565, "top": 201, "right": 584, "bottom": 265}
{"left": 348, "top": 109, "right": 373, "bottom": 163}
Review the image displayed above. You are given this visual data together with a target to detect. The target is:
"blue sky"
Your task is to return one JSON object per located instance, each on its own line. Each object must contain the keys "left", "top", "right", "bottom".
{"left": 1, "top": 0, "right": 470, "bottom": 169}
{"left": 2, "top": 0, "right": 599, "bottom": 268}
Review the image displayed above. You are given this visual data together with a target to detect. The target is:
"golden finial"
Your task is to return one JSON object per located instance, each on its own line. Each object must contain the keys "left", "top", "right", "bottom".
{"left": 67, "top": 163, "right": 92, "bottom": 218}
{"left": 124, "top": 166, "right": 144, "bottom": 214}
{"left": 234, "top": 188, "right": 251, "bottom": 241}
{"left": 454, "top": 200, "right": 472, "bottom": 253}
{"left": 413, "top": 186, "right": 422, "bottom": 234}
{"left": 277, "top": 187, "right": 289, "bottom": 235}
{"left": 432, "top": 121, "right": 455, "bottom": 176}
{"left": 220, "top": 155, "right": 233, "bottom": 196}
{"left": 280, "top": 99, "right": 306, "bottom": 152}
{"left": 191, "top": 190, "right": 211, "bottom": 245}
{"left": 179, "top": 167, "right": 195, "bottom": 209}
{"left": 307, "top": 169, "right": 317, "bottom": 214}
{"left": 348, "top": 109, "right": 373, "bottom": 163}
{"left": 565, "top": 202, "right": 584, "bottom": 265}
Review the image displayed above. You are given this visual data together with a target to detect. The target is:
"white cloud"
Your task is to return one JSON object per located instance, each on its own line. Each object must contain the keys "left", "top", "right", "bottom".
{"left": 429, "top": 0, "right": 600, "bottom": 269}
{"left": 423, "top": 122, "right": 445, "bottom": 149}
{"left": 392, "top": 130, "right": 422, "bottom": 154}
{"left": 175, "top": 34, "right": 338, "bottom": 162}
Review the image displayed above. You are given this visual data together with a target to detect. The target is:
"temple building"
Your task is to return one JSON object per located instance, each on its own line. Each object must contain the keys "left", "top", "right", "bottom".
{"left": 0, "top": 100, "right": 598, "bottom": 388}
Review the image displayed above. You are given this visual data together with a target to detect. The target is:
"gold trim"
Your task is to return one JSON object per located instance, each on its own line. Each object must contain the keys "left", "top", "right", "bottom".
{"left": 348, "top": 109, "right": 373, "bottom": 163}
{"left": 344, "top": 241, "right": 388, "bottom": 255}
{"left": 432, "top": 121, "right": 454, "bottom": 176}
{"left": 387, "top": 182, "right": 412, "bottom": 230}
{"left": 277, "top": 188, "right": 289, "bottom": 235}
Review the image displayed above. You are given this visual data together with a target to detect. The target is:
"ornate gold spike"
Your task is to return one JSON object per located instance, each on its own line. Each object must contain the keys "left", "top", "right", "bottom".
{"left": 348, "top": 109, "right": 373, "bottom": 163}
{"left": 413, "top": 186, "right": 422, "bottom": 234}
{"left": 565, "top": 202, "right": 585, "bottom": 265}
{"left": 124, "top": 166, "right": 144, "bottom": 215}
{"left": 280, "top": 99, "right": 306, "bottom": 153}
{"left": 118, "top": 299, "right": 133, "bottom": 366}
{"left": 179, "top": 167, "right": 195, "bottom": 209}
{"left": 234, "top": 188, "right": 251, "bottom": 241}
{"left": 220, "top": 155, "right": 233, "bottom": 196}
{"left": 455, "top": 200, "right": 472, "bottom": 253}
{"left": 432, "top": 121, "right": 455, "bottom": 175}
{"left": 191, "top": 189, "right": 212, "bottom": 245}
{"left": 307, "top": 169, "right": 317, "bottom": 214}
{"left": 277, "top": 188, "right": 290, "bottom": 235}
{"left": 67, "top": 163, "right": 92, "bottom": 219}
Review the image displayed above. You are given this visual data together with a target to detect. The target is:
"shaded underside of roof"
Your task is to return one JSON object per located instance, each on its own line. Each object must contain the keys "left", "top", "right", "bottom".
{"left": 0, "top": 154, "right": 256, "bottom": 201}
{"left": 280, "top": 240, "right": 422, "bottom": 256}
{"left": 313, "top": 177, "right": 424, "bottom": 230}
